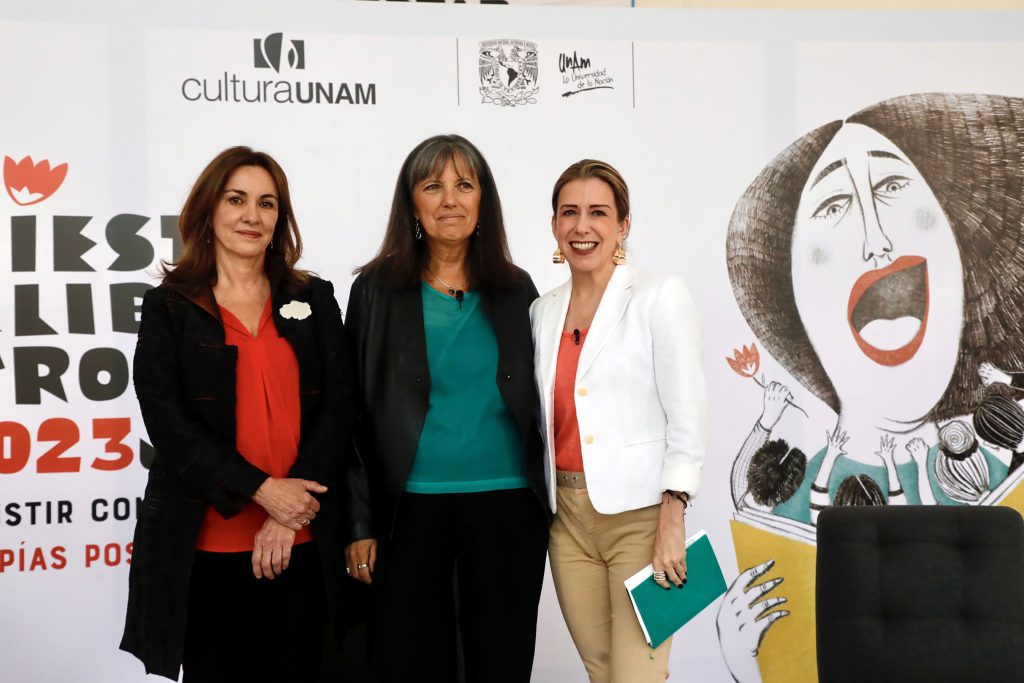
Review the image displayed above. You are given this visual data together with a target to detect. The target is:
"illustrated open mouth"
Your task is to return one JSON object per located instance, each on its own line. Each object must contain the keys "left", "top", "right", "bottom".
{"left": 847, "top": 255, "right": 929, "bottom": 366}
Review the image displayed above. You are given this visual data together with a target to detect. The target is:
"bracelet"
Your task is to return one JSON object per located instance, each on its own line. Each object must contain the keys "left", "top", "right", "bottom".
{"left": 664, "top": 490, "right": 690, "bottom": 510}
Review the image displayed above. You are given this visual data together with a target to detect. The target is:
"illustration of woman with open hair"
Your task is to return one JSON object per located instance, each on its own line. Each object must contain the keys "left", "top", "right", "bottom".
{"left": 727, "top": 93, "right": 1024, "bottom": 517}
{"left": 720, "top": 93, "right": 1024, "bottom": 683}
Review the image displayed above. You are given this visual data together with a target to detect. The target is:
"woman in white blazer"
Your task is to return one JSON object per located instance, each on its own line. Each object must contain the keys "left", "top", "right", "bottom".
{"left": 530, "top": 160, "right": 707, "bottom": 682}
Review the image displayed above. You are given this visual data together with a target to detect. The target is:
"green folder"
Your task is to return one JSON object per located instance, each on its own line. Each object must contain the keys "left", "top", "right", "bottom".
{"left": 624, "top": 530, "right": 727, "bottom": 649}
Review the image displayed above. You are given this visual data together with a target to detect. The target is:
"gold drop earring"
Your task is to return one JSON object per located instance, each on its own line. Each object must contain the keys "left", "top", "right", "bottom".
{"left": 552, "top": 246, "right": 566, "bottom": 264}
{"left": 612, "top": 240, "right": 626, "bottom": 265}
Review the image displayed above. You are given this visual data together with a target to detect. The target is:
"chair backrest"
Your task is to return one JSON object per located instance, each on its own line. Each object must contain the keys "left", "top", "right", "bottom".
{"left": 816, "top": 505, "right": 1024, "bottom": 683}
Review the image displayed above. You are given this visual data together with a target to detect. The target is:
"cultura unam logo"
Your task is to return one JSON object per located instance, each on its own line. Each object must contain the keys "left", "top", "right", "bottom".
{"left": 254, "top": 33, "right": 305, "bottom": 72}
{"left": 4, "top": 155, "right": 68, "bottom": 206}
{"left": 180, "top": 34, "right": 374, "bottom": 105}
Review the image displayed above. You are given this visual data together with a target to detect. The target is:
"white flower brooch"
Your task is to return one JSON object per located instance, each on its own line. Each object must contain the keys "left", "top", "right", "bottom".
{"left": 279, "top": 300, "right": 312, "bottom": 320}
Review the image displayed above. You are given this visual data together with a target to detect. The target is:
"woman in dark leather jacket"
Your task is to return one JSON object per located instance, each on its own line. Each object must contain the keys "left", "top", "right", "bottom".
{"left": 120, "top": 147, "right": 354, "bottom": 681}
{"left": 344, "top": 134, "right": 549, "bottom": 682}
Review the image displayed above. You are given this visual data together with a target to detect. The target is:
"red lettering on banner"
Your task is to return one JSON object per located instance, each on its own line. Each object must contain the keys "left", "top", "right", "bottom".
{"left": 0, "top": 418, "right": 141, "bottom": 474}
{"left": 85, "top": 542, "right": 132, "bottom": 568}
{"left": 0, "top": 544, "right": 68, "bottom": 572}
{"left": 91, "top": 417, "right": 133, "bottom": 471}
{"left": 0, "top": 421, "right": 31, "bottom": 473}
{"left": 36, "top": 418, "right": 80, "bottom": 473}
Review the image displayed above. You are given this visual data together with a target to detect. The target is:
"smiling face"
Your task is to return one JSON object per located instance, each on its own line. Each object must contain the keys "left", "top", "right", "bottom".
{"left": 552, "top": 177, "right": 630, "bottom": 283}
{"left": 412, "top": 156, "right": 481, "bottom": 249}
{"left": 210, "top": 164, "right": 279, "bottom": 264}
{"left": 791, "top": 123, "right": 964, "bottom": 426}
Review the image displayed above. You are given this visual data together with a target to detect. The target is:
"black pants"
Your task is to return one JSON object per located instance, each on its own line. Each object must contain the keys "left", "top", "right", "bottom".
{"left": 369, "top": 488, "right": 548, "bottom": 683}
{"left": 182, "top": 540, "right": 327, "bottom": 683}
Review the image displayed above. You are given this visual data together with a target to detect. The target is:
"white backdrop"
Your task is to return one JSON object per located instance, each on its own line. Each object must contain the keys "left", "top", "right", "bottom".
{"left": 2, "top": 2, "right": 1023, "bottom": 681}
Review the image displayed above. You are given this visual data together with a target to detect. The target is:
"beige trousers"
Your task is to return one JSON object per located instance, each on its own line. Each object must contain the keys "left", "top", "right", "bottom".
{"left": 549, "top": 475, "right": 673, "bottom": 683}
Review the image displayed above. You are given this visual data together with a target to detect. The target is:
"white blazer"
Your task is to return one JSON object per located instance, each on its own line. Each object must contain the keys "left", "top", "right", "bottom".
{"left": 530, "top": 265, "right": 707, "bottom": 515}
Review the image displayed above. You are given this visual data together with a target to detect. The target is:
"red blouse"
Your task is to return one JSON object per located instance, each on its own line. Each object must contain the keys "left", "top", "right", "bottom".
{"left": 195, "top": 299, "right": 312, "bottom": 552}
{"left": 553, "top": 328, "right": 589, "bottom": 473}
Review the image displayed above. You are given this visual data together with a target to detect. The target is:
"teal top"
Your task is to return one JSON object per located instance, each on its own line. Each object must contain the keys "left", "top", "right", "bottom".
{"left": 773, "top": 442, "right": 1010, "bottom": 523}
{"left": 405, "top": 283, "right": 529, "bottom": 494}
{"left": 774, "top": 448, "right": 918, "bottom": 524}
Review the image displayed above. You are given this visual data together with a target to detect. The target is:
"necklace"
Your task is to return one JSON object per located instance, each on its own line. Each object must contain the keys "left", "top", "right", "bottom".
{"left": 426, "top": 266, "right": 465, "bottom": 297}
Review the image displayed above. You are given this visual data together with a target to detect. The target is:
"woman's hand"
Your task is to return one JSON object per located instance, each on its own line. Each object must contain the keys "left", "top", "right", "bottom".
{"left": 824, "top": 427, "right": 850, "bottom": 462}
{"left": 906, "top": 437, "right": 929, "bottom": 464}
{"left": 252, "top": 477, "right": 327, "bottom": 531}
{"left": 874, "top": 433, "right": 897, "bottom": 464}
{"left": 717, "top": 559, "right": 789, "bottom": 681}
{"left": 979, "top": 362, "right": 1012, "bottom": 387}
{"left": 759, "top": 381, "right": 792, "bottom": 430}
{"left": 652, "top": 493, "right": 687, "bottom": 589}
{"left": 252, "top": 517, "right": 296, "bottom": 579}
{"left": 345, "top": 538, "right": 378, "bottom": 585}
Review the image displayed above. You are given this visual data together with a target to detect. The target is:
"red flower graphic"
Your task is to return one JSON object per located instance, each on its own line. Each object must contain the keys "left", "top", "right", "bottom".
{"left": 726, "top": 341, "right": 808, "bottom": 418}
{"left": 4, "top": 155, "right": 68, "bottom": 206}
{"left": 726, "top": 343, "right": 760, "bottom": 378}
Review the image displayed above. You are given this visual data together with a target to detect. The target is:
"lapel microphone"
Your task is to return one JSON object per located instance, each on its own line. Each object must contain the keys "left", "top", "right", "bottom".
{"left": 455, "top": 290, "right": 464, "bottom": 309}
{"left": 573, "top": 328, "right": 580, "bottom": 345}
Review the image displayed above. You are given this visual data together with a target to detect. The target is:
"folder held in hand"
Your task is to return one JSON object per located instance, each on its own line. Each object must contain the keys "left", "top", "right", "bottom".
{"left": 624, "top": 530, "right": 727, "bottom": 649}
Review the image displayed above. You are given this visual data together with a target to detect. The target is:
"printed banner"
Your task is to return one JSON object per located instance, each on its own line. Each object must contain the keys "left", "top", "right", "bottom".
{"left": 2, "top": 6, "right": 1023, "bottom": 683}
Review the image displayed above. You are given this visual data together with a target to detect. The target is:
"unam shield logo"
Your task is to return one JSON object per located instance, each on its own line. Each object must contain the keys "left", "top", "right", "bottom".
{"left": 3, "top": 155, "right": 68, "bottom": 206}
{"left": 479, "top": 40, "right": 538, "bottom": 107}
{"left": 254, "top": 32, "right": 305, "bottom": 72}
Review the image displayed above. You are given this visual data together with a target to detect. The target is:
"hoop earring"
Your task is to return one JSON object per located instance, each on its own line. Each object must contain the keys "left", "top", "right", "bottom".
{"left": 552, "top": 247, "right": 566, "bottom": 264}
{"left": 414, "top": 219, "right": 423, "bottom": 241}
{"left": 612, "top": 241, "right": 626, "bottom": 265}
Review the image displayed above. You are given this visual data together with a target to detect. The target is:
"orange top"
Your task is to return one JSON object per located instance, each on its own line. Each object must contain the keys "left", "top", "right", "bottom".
{"left": 196, "top": 299, "right": 312, "bottom": 552}
{"left": 553, "top": 328, "right": 589, "bottom": 473}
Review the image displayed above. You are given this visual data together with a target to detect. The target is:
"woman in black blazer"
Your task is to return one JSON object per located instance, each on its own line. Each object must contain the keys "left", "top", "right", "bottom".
{"left": 120, "top": 147, "right": 355, "bottom": 681}
{"left": 344, "top": 134, "right": 549, "bottom": 682}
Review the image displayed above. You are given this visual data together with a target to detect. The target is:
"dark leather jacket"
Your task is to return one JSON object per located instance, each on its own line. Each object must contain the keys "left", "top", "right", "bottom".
{"left": 345, "top": 267, "right": 549, "bottom": 542}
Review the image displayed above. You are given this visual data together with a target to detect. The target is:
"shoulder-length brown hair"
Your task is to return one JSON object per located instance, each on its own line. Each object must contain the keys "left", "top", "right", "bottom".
{"left": 357, "top": 134, "right": 520, "bottom": 290}
{"left": 161, "top": 146, "right": 308, "bottom": 295}
{"left": 726, "top": 93, "right": 1024, "bottom": 422}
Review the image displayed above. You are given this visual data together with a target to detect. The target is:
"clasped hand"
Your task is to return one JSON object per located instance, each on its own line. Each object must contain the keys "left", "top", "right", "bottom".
{"left": 252, "top": 517, "right": 295, "bottom": 579}
{"left": 252, "top": 477, "right": 326, "bottom": 531}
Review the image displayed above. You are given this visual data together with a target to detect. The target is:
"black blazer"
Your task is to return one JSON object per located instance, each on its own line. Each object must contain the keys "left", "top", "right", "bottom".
{"left": 120, "top": 277, "right": 355, "bottom": 681}
{"left": 345, "top": 268, "right": 550, "bottom": 543}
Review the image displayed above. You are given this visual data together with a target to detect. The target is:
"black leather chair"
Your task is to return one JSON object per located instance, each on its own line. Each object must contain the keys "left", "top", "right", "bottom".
{"left": 816, "top": 505, "right": 1024, "bottom": 683}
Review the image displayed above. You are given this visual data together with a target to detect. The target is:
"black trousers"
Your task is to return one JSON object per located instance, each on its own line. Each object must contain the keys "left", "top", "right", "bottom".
{"left": 182, "top": 540, "right": 327, "bottom": 683}
{"left": 369, "top": 488, "right": 549, "bottom": 683}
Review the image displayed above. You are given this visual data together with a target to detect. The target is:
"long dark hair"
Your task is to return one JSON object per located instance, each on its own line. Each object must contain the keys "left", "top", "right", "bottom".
{"left": 357, "top": 134, "right": 520, "bottom": 289}
{"left": 974, "top": 394, "right": 1024, "bottom": 472}
{"left": 162, "top": 146, "right": 307, "bottom": 295}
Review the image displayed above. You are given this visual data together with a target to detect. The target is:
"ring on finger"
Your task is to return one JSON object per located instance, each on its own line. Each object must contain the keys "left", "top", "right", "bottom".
{"left": 357, "top": 562, "right": 369, "bottom": 569}
{"left": 652, "top": 570, "right": 667, "bottom": 581}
